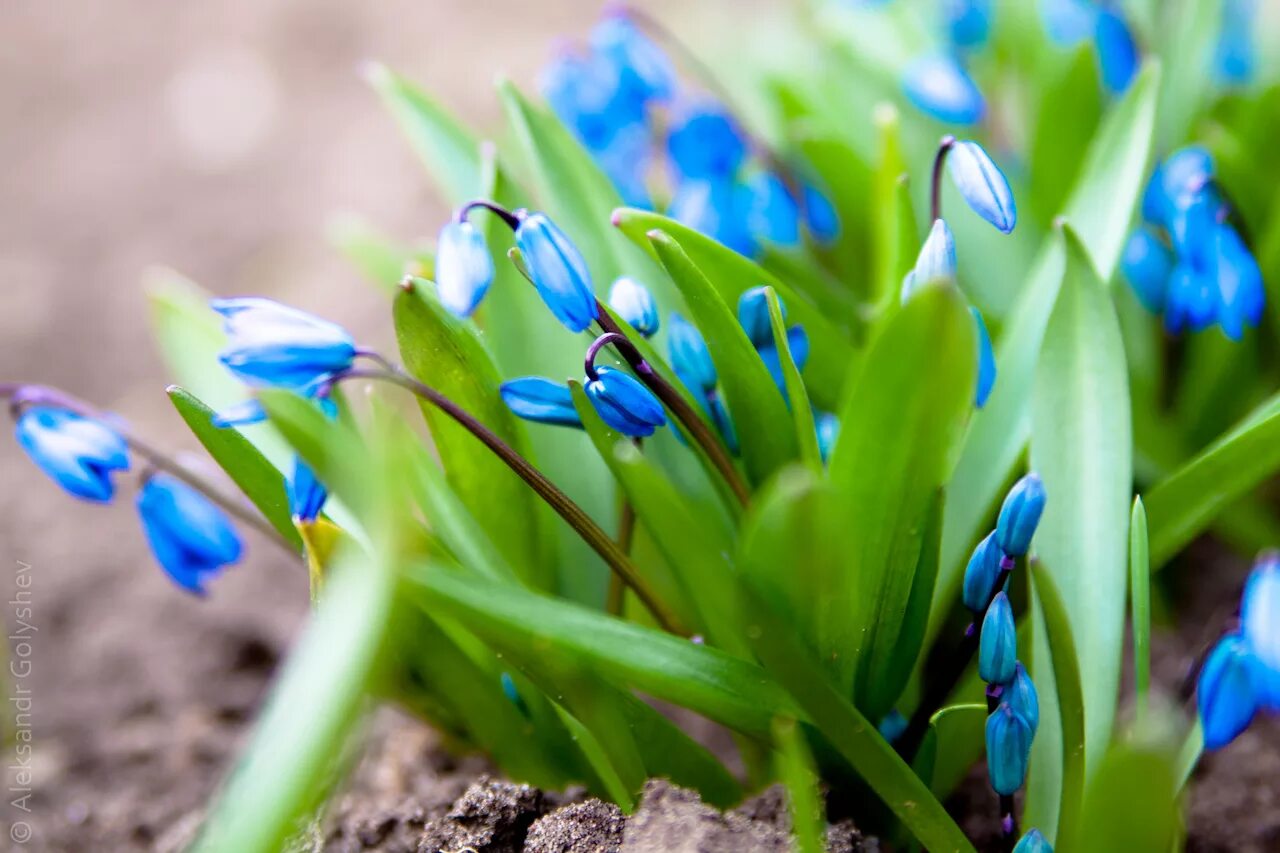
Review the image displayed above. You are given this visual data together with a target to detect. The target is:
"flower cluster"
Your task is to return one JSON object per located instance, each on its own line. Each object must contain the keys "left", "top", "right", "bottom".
{"left": 1121, "top": 147, "right": 1264, "bottom": 339}
{"left": 540, "top": 10, "right": 838, "bottom": 259}
{"left": 1196, "top": 553, "right": 1280, "bottom": 750}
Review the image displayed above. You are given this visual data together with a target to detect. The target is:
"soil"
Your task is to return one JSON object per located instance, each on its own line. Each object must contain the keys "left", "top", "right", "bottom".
{"left": 2, "top": 1, "right": 1279, "bottom": 852}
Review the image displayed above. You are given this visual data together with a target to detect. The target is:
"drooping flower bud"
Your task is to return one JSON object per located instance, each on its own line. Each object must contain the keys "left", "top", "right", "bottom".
{"left": 972, "top": 306, "right": 997, "bottom": 408}
{"left": 608, "top": 277, "right": 660, "bottom": 338}
{"left": 668, "top": 313, "right": 718, "bottom": 393}
{"left": 962, "top": 531, "right": 1004, "bottom": 613}
{"left": 585, "top": 366, "right": 667, "bottom": 437}
{"left": 1006, "top": 662, "right": 1040, "bottom": 736}
{"left": 902, "top": 219, "right": 958, "bottom": 302}
{"left": 514, "top": 212, "right": 599, "bottom": 333}
{"left": 435, "top": 220, "right": 495, "bottom": 318}
{"left": 980, "top": 591, "right": 1017, "bottom": 685}
{"left": 136, "top": 473, "right": 243, "bottom": 595}
{"left": 995, "top": 472, "right": 1046, "bottom": 557}
{"left": 815, "top": 411, "right": 840, "bottom": 464}
{"left": 1197, "top": 632, "right": 1259, "bottom": 750}
{"left": 500, "top": 377, "right": 583, "bottom": 428}
{"left": 902, "top": 54, "right": 986, "bottom": 125}
{"left": 15, "top": 406, "right": 130, "bottom": 503}
{"left": 1094, "top": 8, "right": 1139, "bottom": 94}
{"left": 986, "top": 702, "right": 1033, "bottom": 795}
{"left": 947, "top": 140, "right": 1017, "bottom": 234}
{"left": 213, "top": 298, "right": 356, "bottom": 391}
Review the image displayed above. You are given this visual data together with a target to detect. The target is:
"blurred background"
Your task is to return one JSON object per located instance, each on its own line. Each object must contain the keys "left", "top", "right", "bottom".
{"left": 0, "top": 1, "right": 757, "bottom": 848}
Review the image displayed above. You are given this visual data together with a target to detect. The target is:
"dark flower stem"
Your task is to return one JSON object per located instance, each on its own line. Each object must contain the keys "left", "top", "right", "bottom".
{"left": 0, "top": 383, "right": 294, "bottom": 554}
{"left": 459, "top": 200, "right": 522, "bottom": 230}
{"left": 930, "top": 135, "right": 957, "bottom": 224}
{"left": 336, "top": 366, "right": 679, "bottom": 632}
{"left": 897, "top": 553, "right": 1018, "bottom": 760}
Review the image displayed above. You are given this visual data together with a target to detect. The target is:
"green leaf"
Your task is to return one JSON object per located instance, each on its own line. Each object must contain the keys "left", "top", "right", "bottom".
{"left": 613, "top": 208, "right": 857, "bottom": 412}
{"left": 914, "top": 703, "right": 986, "bottom": 797}
{"left": 936, "top": 64, "right": 1159, "bottom": 652}
{"left": 167, "top": 387, "right": 301, "bottom": 550}
{"left": 1028, "top": 46, "right": 1103, "bottom": 223}
{"left": 765, "top": 287, "right": 823, "bottom": 472}
{"left": 827, "top": 284, "right": 976, "bottom": 717}
{"left": 869, "top": 104, "right": 916, "bottom": 313}
{"left": 772, "top": 717, "right": 825, "bottom": 853}
{"left": 647, "top": 230, "right": 800, "bottom": 485}
{"left": 1027, "top": 226, "right": 1132, "bottom": 830}
{"left": 1029, "top": 563, "right": 1087, "bottom": 852}
{"left": 404, "top": 564, "right": 799, "bottom": 740}
{"left": 1075, "top": 729, "right": 1181, "bottom": 853}
{"left": 1144, "top": 405, "right": 1280, "bottom": 569}
{"left": 193, "top": 547, "right": 396, "bottom": 853}
{"left": 393, "top": 284, "right": 552, "bottom": 588}
{"left": 1130, "top": 497, "right": 1152, "bottom": 721}
{"left": 329, "top": 215, "right": 430, "bottom": 292}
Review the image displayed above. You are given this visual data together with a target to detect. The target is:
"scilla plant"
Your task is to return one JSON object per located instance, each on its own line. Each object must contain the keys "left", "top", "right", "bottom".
{"left": 8, "top": 1, "right": 1280, "bottom": 851}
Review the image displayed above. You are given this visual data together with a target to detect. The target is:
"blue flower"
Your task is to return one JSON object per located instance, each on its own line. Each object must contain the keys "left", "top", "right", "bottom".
{"left": 802, "top": 184, "right": 841, "bottom": 244}
{"left": 1163, "top": 264, "right": 1218, "bottom": 335}
{"left": 1013, "top": 828, "right": 1054, "bottom": 853}
{"left": 1242, "top": 556, "right": 1280, "bottom": 708}
{"left": 1041, "top": 0, "right": 1098, "bottom": 46}
{"left": 1006, "top": 662, "right": 1040, "bottom": 736}
{"left": 436, "top": 220, "right": 494, "bottom": 318}
{"left": 668, "top": 178, "right": 758, "bottom": 258}
{"left": 514, "top": 212, "right": 598, "bottom": 333}
{"left": 1121, "top": 228, "right": 1173, "bottom": 313}
{"left": 1094, "top": 7, "right": 1139, "bottom": 94}
{"left": 747, "top": 172, "right": 802, "bottom": 247}
{"left": 211, "top": 398, "right": 268, "bottom": 429}
{"left": 996, "top": 473, "right": 1046, "bottom": 557}
{"left": 902, "top": 219, "right": 958, "bottom": 302}
{"left": 594, "top": 123, "right": 654, "bottom": 209}
{"left": 1215, "top": 224, "right": 1265, "bottom": 341}
{"left": 213, "top": 298, "right": 356, "bottom": 391}
{"left": 737, "top": 287, "right": 777, "bottom": 349}
{"left": 500, "top": 377, "right": 583, "bottom": 429}
{"left": 668, "top": 313, "right": 718, "bottom": 393}
{"left": 15, "top": 407, "right": 130, "bottom": 503}
{"left": 136, "top": 473, "right": 242, "bottom": 595}
{"left": 986, "top": 702, "right": 1033, "bottom": 795}
{"left": 287, "top": 456, "right": 327, "bottom": 523}
{"left": 1197, "top": 632, "right": 1259, "bottom": 750}
{"left": 962, "top": 531, "right": 1004, "bottom": 612}
{"left": 585, "top": 366, "right": 667, "bottom": 437}
{"left": 589, "top": 14, "right": 676, "bottom": 104}
{"left": 972, "top": 307, "right": 997, "bottom": 408}
{"left": 1213, "top": 0, "right": 1256, "bottom": 85}
{"left": 1144, "top": 147, "right": 1214, "bottom": 229}
{"left": 902, "top": 54, "right": 985, "bottom": 125}
{"left": 980, "top": 591, "right": 1017, "bottom": 685}
{"left": 667, "top": 102, "right": 748, "bottom": 181}
{"left": 878, "top": 709, "right": 909, "bottom": 743}
{"left": 815, "top": 411, "right": 840, "bottom": 463}
{"left": 945, "top": 0, "right": 993, "bottom": 49}
{"left": 948, "top": 141, "right": 1017, "bottom": 234}
{"left": 608, "top": 276, "right": 660, "bottom": 338}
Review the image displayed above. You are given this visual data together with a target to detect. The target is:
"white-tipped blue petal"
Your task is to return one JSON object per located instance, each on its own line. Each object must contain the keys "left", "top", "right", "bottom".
{"left": 514, "top": 212, "right": 598, "bottom": 333}
{"left": 436, "top": 220, "right": 494, "bottom": 318}
{"left": 1242, "top": 556, "right": 1280, "bottom": 709}
{"left": 902, "top": 54, "right": 985, "bottom": 125}
{"left": 585, "top": 366, "right": 667, "bottom": 437}
{"left": 608, "top": 276, "right": 660, "bottom": 337}
{"left": 212, "top": 298, "right": 356, "bottom": 390}
{"left": 15, "top": 407, "right": 130, "bottom": 503}
{"left": 903, "top": 219, "right": 957, "bottom": 305}
{"left": 948, "top": 141, "right": 1017, "bottom": 234}
{"left": 500, "top": 377, "right": 582, "bottom": 428}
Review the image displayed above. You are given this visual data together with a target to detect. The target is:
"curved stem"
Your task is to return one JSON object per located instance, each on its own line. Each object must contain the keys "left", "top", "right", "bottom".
{"left": 335, "top": 366, "right": 680, "bottom": 633}
{"left": 594, "top": 303, "right": 750, "bottom": 506}
{"left": 584, "top": 332, "right": 630, "bottom": 382}
{"left": 930, "top": 135, "right": 957, "bottom": 224}
{"left": 459, "top": 199, "right": 522, "bottom": 231}
{"left": 1, "top": 383, "right": 295, "bottom": 555}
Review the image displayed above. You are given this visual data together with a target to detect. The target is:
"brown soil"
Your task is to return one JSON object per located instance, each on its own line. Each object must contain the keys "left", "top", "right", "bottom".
{"left": 2, "top": 1, "right": 1277, "bottom": 851}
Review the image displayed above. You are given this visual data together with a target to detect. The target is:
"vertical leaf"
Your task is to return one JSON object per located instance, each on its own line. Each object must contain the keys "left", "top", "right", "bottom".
{"left": 1130, "top": 497, "right": 1152, "bottom": 721}
{"left": 764, "top": 287, "right": 823, "bottom": 472}
{"left": 772, "top": 717, "right": 825, "bottom": 853}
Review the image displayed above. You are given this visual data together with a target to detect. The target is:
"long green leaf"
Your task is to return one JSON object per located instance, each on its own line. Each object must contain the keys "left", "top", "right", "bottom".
{"left": 168, "top": 387, "right": 300, "bottom": 550}
{"left": 828, "top": 284, "right": 976, "bottom": 717}
{"left": 1026, "top": 225, "right": 1132, "bottom": 831}
{"left": 1130, "top": 497, "right": 1152, "bottom": 721}
{"left": 765, "top": 287, "right": 823, "bottom": 471}
{"left": 1075, "top": 731, "right": 1181, "bottom": 853}
{"left": 773, "top": 717, "right": 825, "bottom": 853}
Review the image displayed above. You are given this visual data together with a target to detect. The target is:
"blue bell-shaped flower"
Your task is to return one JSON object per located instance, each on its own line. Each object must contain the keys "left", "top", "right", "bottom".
{"left": 15, "top": 406, "right": 130, "bottom": 503}
{"left": 972, "top": 307, "right": 997, "bottom": 408}
{"left": 980, "top": 591, "right": 1018, "bottom": 685}
{"left": 1012, "top": 828, "right": 1054, "bottom": 853}
{"left": 436, "top": 220, "right": 495, "bottom": 318}
{"left": 1163, "top": 265, "right": 1218, "bottom": 335}
{"left": 962, "top": 531, "right": 1005, "bottom": 612}
{"left": 946, "top": 0, "right": 993, "bottom": 49}
{"left": 1145, "top": 147, "right": 1214, "bottom": 228}
{"left": 669, "top": 312, "right": 719, "bottom": 393}
{"left": 1197, "top": 632, "right": 1259, "bottom": 750}
{"left": 589, "top": 14, "right": 676, "bottom": 104}
{"left": 986, "top": 702, "right": 1033, "bottom": 795}
{"left": 948, "top": 141, "right": 1017, "bottom": 234}
{"left": 737, "top": 286, "right": 779, "bottom": 349}
{"left": 1006, "top": 662, "right": 1040, "bottom": 736}
{"left": 585, "top": 366, "right": 667, "bottom": 437}
{"left": 667, "top": 102, "right": 747, "bottom": 181}
{"left": 815, "top": 411, "right": 840, "bottom": 463}
{"left": 902, "top": 54, "right": 986, "bottom": 125}
{"left": 136, "top": 473, "right": 243, "bottom": 595}
{"left": 287, "top": 456, "right": 327, "bottom": 524}
{"left": 500, "top": 377, "right": 583, "bottom": 428}
{"left": 1094, "top": 8, "right": 1139, "bottom": 94}
{"left": 514, "top": 212, "right": 599, "bottom": 333}
{"left": 802, "top": 184, "right": 840, "bottom": 244}
{"left": 669, "top": 178, "right": 757, "bottom": 258}
{"left": 1215, "top": 224, "right": 1265, "bottom": 342}
{"left": 1121, "top": 228, "right": 1173, "bottom": 313}
{"left": 995, "top": 472, "right": 1046, "bottom": 557}
{"left": 213, "top": 298, "right": 357, "bottom": 391}
{"left": 1242, "top": 555, "right": 1280, "bottom": 708}
{"left": 541, "top": 51, "right": 631, "bottom": 154}
{"left": 608, "top": 276, "right": 660, "bottom": 338}
{"left": 747, "top": 172, "right": 802, "bottom": 247}
{"left": 902, "top": 219, "right": 958, "bottom": 302}
{"left": 878, "top": 709, "right": 909, "bottom": 743}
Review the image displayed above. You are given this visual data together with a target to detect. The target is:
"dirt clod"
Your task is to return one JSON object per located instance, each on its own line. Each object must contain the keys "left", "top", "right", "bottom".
{"left": 523, "top": 799, "right": 625, "bottom": 853}
{"left": 418, "top": 778, "right": 545, "bottom": 853}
